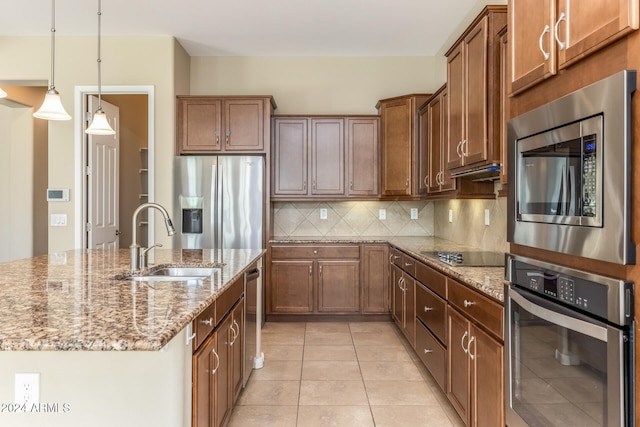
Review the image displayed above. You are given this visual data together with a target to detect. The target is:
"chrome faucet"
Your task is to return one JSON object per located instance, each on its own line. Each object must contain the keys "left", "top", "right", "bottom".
{"left": 130, "top": 202, "right": 176, "bottom": 272}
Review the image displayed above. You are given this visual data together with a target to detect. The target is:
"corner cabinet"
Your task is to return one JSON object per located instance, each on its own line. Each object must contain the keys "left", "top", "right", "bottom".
{"left": 271, "top": 116, "right": 380, "bottom": 200}
{"left": 377, "top": 94, "right": 430, "bottom": 198}
{"left": 509, "top": 0, "right": 639, "bottom": 95}
{"left": 446, "top": 6, "right": 506, "bottom": 174}
{"left": 176, "top": 96, "right": 276, "bottom": 154}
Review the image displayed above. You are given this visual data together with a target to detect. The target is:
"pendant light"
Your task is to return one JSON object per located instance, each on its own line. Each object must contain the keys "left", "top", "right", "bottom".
{"left": 0, "top": 88, "right": 7, "bottom": 98}
{"left": 86, "top": 0, "right": 115, "bottom": 135}
{"left": 33, "top": 0, "right": 71, "bottom": 121}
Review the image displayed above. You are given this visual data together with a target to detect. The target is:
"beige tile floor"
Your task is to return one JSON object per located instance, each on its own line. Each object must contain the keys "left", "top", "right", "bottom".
{"left": 229, "top": 321, "right": 465, "bottom": 426}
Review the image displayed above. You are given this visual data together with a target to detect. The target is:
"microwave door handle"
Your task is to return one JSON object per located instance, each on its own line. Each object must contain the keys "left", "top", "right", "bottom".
{"left": 561, "top": 163, "right": 567, "bottom": 215}
{"left": 526, "top": 272, "right": 559, "bottom": 280}
{"left": 568, "top": 165, "right": 576, "bottom": 216}
{"left": 509, "top": 289, "right": 607, "bottom": 342}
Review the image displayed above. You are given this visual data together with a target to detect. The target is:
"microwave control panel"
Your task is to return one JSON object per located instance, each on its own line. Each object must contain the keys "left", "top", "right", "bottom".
{"left": 581, "top": 135, "right": 598, "bottom": 217}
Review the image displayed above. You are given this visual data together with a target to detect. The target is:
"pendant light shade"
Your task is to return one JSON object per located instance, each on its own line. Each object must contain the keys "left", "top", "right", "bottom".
{"left": 86, "top": 0, "right": 115, "bottom": 135}
{"left": 34, "top": 0, "right": 71, "bottom": 121}
{"left": 0, "top": 87, "right": 7, "bottom": 98}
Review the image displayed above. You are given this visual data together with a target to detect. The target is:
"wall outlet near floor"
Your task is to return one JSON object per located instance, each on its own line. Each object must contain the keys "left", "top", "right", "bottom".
{"left": 319, "top": 208, "right": 328, "bottom": 220}
{"left": 410, "top": 208, "right": 418, "bottom": 219}
{"left": 15, "top": 373, "right": 40, "bottom": 406}
{"left": 448, "top": 209, "right": 453, "bottom": 223}
{"left": 379, "top": 208, "right": 386, "bottom": 220}
{"left": 484, "top": 209, "right": 490, "bottom": 226}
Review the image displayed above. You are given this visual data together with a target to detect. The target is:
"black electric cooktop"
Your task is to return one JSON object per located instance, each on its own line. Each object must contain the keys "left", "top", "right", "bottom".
{"left": 420, "top": 251, "right": 505, "bottom": 267}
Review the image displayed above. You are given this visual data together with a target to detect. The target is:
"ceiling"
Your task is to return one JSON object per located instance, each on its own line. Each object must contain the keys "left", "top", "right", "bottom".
{"left": 0, "top": 0, "right": 492, "bottom": 56}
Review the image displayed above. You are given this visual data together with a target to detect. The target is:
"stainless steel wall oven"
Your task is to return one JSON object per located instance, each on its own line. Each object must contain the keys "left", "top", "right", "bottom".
{"left": 505, "top": 254, "right": 634, "bottom": 427}
{"left": 507, "top": 70, "right": 636, "bottom": 265}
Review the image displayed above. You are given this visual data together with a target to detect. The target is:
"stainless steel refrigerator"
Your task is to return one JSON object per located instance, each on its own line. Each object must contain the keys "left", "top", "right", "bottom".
{"left": 174, "top": 155, "right": 264, "bottom": 251}
{"left": 174, "top": 155, "right": 265, "bottom": 383}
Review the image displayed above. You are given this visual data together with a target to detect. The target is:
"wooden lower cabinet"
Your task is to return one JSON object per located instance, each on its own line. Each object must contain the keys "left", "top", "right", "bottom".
{"left": 415, "top": 320, "right": 446, "bottom": 391}
{"left": 391, "top": 264, "right": 416, "bottom": 347}
{"left": 269, "top": 244, "right": 390, "bottom": 316}
{"left": 446, "top": 306, "right": 504, "bottom": 427}
{"left": 193, "top": 291, "right": 245, "bottom": 427}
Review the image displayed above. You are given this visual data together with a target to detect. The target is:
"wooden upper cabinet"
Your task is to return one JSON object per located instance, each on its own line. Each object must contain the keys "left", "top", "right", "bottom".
{"left": 509, "top": 0, "right": 639, "bottom": 95}
{"left": 425, "top": 86, "right": 455, "bottom": 194}
{"left": 176, "top": 96, "right": 275, "bottom": 154}
{"left": 446, "top": 6, "right": 506, "bottom": 174}
{"left": 347, "top": 118, "right": 380, "bottom": 196}
{"left": 272, "top": 118, "right": 308, "bottom": 196}
{"left": 311, "top": 118, "right": 345, "bottom": 196}
{"left": 377, "top": 94, "right": 430, "bottom": 198}
{"left": 271, "top": 115, "right": 379, "bottom": 200}
{"left": 498, "top": 25, "right": 510, "bottom": 190}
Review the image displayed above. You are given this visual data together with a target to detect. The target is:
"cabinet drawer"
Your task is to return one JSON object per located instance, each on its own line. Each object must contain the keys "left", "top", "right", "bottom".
{"left": 415, "top": 282, "right": 447, "bottom": 344}
{"left": 416, "top": 321, "right": 446, "bottom": 392}
{"left": 215, "top": 276, "right": 244, "bottom": 325}
{"left": 271, "top": 245, "right": 360, "bottom": 259}
{"left": 193, "top": 302, "right": 216, "bottom": 350}
{"left": 448, "top": 278, "right": 503, "bottom": 340}
{"left": 415, "top": 261, "right": 447, "bottom": 299}
{"left": 401, "top": 253, "right": 416, "bottom": 277}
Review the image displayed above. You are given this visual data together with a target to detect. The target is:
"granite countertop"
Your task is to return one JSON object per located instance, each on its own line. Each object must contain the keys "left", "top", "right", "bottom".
{"left": 0, "top": 248, "right": 264, "bottom": 351}
{"left": 270, "top": 236, "right": 506, "bottom": 302}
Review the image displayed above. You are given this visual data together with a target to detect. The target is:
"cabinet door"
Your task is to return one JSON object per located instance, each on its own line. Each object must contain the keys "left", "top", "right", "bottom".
{"left": 499, "top": 26, "right": 509, "bottom": 188}
{"left": 311, "top": 118, "right": 345, "bottom": 195}
{"left": 230, "top": 300, "right": 244, "bottom": 402}
{"left": 508, "top": 0, "right": 556, "bottom": 94}
{"left": 558, "top": 0, "right": 639, "bottom": 69}
{"left": 470, "top": 325, "right": 504, "bottom": 427}
{"left": 447, "top": 308, "right": 471, "bottom": 426}
{"left": 270, "top": 260, "right": 314, "bottom": 313}
{"left": 179, "top": 98, "right": 222, "bottom": 153}
{"left": 380, "top": 98, "right": 412, "bottom": 196}
{"left": 447, "top": 43, "right": 465, "bottom": 170}
{"left": 223, "top": 98, "right": 264, "bottom": 151}
{"left": 439, "top": 89, "right": 455, "bottom": 191}
{"left": 426, "top": 93, "right": 442, "bottom": 193}
{"left": 215, "top": 316, "right": 231, "bottom": 427}
{"left": 418, "top": 102, "right": 430, "bottom": 194}
{"left": 362, "top": 244, "right": 389, "bottom": 313}
{"left": 403, "top": 273, "right": 416, "bottom": 348}
{"left": 192, "top": 332, "right": 217, "bottom": 427}
{"left": 317, "top": 260, "right": 360, "bottom": 312}
{"left": 272, "top": 118, "right": 309, "bottom": 196}
{"left": 391, "top": 264, "right": 403, "bottom": 326}
{"left": 464, "top": 17, "right": 489, "bottom": 166}
{"left": 347, "top": 118, "right": 380, "bottom": 196}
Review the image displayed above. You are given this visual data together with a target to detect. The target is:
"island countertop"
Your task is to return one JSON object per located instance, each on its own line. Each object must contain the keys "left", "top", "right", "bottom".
{"left": 0, "top": 248, "right": 264, "bottom": 351}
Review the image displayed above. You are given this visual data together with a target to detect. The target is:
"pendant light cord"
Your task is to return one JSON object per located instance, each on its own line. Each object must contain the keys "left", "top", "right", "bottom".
{"left": 49, "top": 0, "right": 56, "bottom": 91}
{"left": 96, "top": 0, "right": 103, "bottom": 112}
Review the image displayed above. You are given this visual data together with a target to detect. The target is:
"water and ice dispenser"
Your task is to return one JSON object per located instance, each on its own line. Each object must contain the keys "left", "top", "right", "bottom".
{"left": 180, "top": 197, "right": 203, "bottom": 234}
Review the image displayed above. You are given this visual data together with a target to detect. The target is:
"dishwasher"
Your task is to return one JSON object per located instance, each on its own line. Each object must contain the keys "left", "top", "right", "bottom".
{"left": 244, "top": 258, "right": 264, "bottom": 387}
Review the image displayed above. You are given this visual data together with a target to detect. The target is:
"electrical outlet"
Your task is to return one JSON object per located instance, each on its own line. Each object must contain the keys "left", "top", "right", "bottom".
{"left": 379, "top": 209, "right": 386, "bottom": 220}
{"left": 448, "top": 209, "right": 453, "bottom": 223}
{"left": 15, "top": 373, "right": 40, "bottom": 406}
{"left": 319, "top": 208, "right": 327, "bottom": 220}
{"left": 484, "top": 209, "right": 490, "bottom": 226}
{"left": 410, "top": 208, "right": 418, "bottom": 219}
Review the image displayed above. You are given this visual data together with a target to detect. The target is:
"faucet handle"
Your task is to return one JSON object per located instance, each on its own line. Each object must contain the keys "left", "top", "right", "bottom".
{"left": 140, "top": 244, "right": 163, "bottom": 268}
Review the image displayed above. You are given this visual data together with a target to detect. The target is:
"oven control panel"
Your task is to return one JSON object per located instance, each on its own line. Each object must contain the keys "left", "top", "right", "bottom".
{"left": 509, "top": 255, "right": 633, "bottom": 325}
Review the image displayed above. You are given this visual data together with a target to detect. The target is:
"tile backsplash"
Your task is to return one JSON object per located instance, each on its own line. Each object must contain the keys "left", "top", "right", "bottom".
{"left": 273, "top": 201, "right": 434, "bottom": 237}
{"left": 272, "top": 197, "right": 509, "bottom": 253}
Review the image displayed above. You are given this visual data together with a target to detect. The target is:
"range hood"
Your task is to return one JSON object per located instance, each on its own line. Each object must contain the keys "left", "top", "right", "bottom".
{"left": 449, "top": 162, "right": 501, "bottom": 181}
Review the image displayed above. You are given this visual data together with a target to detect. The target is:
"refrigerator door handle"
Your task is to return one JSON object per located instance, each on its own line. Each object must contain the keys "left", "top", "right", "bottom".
{"left": 216, "top": 160, "right": 223, "bottom": 251}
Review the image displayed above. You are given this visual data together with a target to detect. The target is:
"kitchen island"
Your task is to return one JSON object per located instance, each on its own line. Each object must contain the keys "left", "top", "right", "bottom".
{"left": 0, "top": 248, "right": 263, "bottom": 427}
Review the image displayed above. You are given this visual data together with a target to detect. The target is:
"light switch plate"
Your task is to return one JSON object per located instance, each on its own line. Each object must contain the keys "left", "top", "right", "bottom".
{"left": 319, "top": 208, "right": 327, "bottom": 220}
{"left": 379, "top": 209, "right": 386, "bottom": 220}
{"left": 410, "top": 208, "right": 418, "bottom": 219}
{"left": 51, "top": 214, "right": 67, "bottom": 226}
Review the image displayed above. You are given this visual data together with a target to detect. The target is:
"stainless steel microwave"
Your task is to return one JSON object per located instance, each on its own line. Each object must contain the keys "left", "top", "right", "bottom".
{"left": 507, "top": 70, "right": 636, "bottom": 265}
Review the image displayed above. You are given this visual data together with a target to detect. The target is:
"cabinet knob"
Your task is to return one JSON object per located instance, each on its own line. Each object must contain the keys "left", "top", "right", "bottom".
{"left": 313, "top": 250, "right": 318, "bottom": 254}
{"left": 405, "top": 262, "right": 412, "bottom": 267}
{"left": 424, "top": 306, "right": 434, "bottom": 312}
{"left": 200, "top": 317, "right": 213, "bottom": 326}
{"left": 424, "top": 349, "right": 433, "bottom": 354}
{"left": 463, "top": 299, "right": 476, "bottom": 308}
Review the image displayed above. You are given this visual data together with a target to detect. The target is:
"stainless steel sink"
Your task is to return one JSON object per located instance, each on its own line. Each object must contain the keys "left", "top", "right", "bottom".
{"left": 121, "top": 266, "right": 221, "bottom": 282}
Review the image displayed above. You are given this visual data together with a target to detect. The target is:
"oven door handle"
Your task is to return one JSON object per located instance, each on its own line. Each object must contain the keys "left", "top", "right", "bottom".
{"left": 509, "top": 289, "right": 608, "bottom": 342}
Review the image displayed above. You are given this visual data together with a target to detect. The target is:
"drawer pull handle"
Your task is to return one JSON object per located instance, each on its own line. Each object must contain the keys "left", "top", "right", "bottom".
{"left": 424, "top": 306, "right": 434, "bottom": 312}
{"left": 424, "top": 349, "right": 433, "bottom": 354}
{"left": 467, "top": 336, "right": 476, "bottom": 360}
{"left": 404, "top": 262, "right": 412, "bottom": 267}
{"left": 461, "top": 331, "right": 469, "bottom": 353}
{"left": 463, "top": 299, "right": 476, "bottom": 308}
{"left": 394, "top": 255, "right": 401, "bottom": 261}
{"left": 309, "top": 266, "right": 312, "bottom": 276}
{"left": 200, "top": 317, "right": 213, "bottom": 326}
{"left": 539, "top": 25, "right": 551, "bottom": 60}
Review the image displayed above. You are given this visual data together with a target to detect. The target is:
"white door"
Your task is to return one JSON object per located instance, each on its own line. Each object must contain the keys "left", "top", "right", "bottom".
{"left": 87, "top": 96, "right": 120, "bottom": 249}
